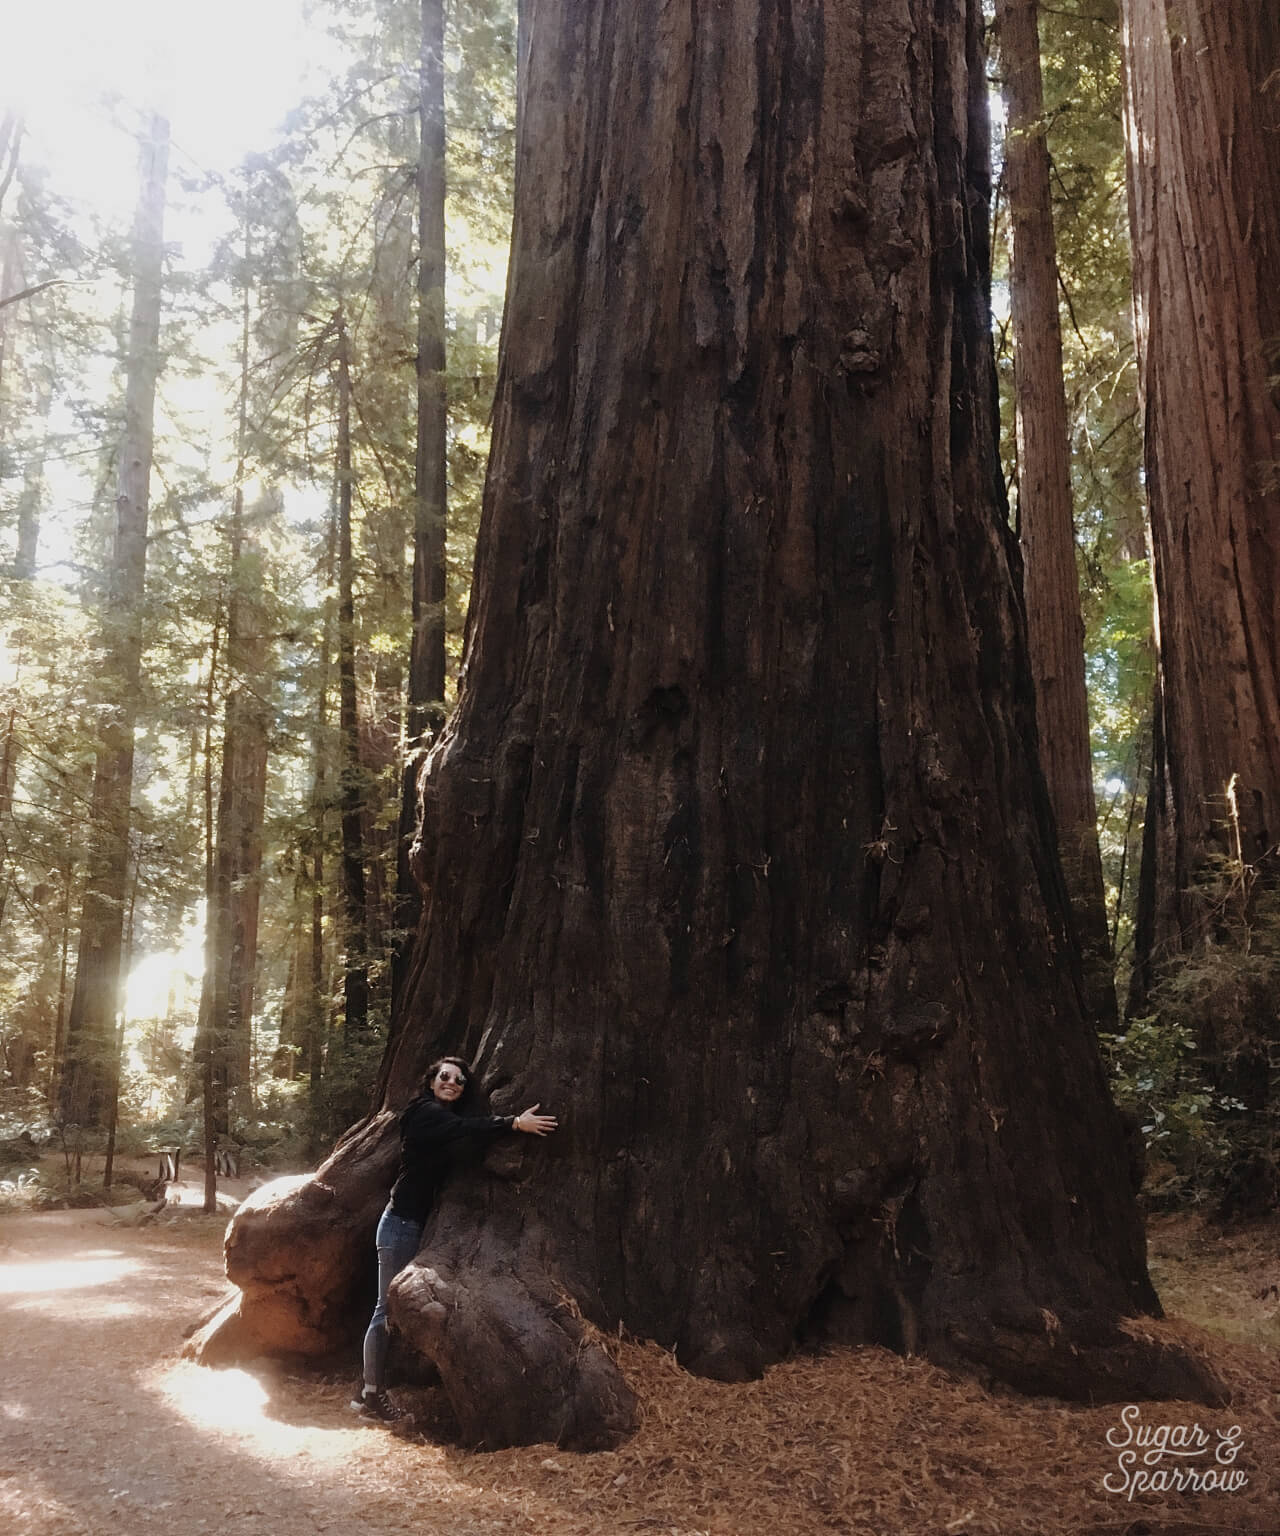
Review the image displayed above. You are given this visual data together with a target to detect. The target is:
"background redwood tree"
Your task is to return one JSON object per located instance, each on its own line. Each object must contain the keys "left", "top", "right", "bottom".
{"left": 1121, "top": 0, "right": 1280, "bottom": 1206}
{"left": 1122, "top": 1, "right": 1280, "bottom": 970}
{"left": 191, "top": 0, "right": 1216, "bottom": 1445}
{"left": 393, "top": 0, "right": 451, "bottom": 1015}
{"left": 58, "top": 116, "right": 170, "bottom": 1128}
{"left": 994, "top": 0, "right": 1115, "bottom": 1030}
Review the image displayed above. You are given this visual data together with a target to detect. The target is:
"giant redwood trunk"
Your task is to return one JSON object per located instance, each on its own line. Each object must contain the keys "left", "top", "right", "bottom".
{"left": 1122, "top": 1, "right": 1280, "bottom": 997}
{"left": 192, "top": 1, "right": 1218, "bottom": 1445}
{"left": 995, "top": 0, "right": 1115, "bottom": 1030}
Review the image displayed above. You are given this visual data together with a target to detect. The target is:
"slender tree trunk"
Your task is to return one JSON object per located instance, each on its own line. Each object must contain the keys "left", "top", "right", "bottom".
{"left": 196, "top": 239, "right": 273, "bottom": 1143}
{"left": 192, "top": 0, "right": 1220, "bottom": 1438}
{"left": 335, "top": 319, "right": 370, "bottom": 1046}
{"left": 274, "top": 913, "right": 304, "bottom": 1079}
{"left": 1122, "top": 0, "right": 1280, "bottom": 994}
{"left": 59, "top": 115, "right": 169, "bottom": 1128}
{"left": 361, "top": 118, "right": 414, "bottom": 997}
{"left": 309, "top": 828, "right": 327, "bottom": 1090}
{"left": 200, "top": 493, "right": 270, "bottom": 1130}
{"left": 225, "top": 681, "right": 268, "bottom": 1106}
{"left": 303, "top": 507, "right": 338, "bottom": 1098}
{"left": 408, "top": 0, "right": 448, "bottom": 747}
{"left": 12, "top": 363, "right": 52, "bottom": 580}
{"left": 0, "top": 351, "right": 52, "bottom": 944}
{"left": 393, "top": 0, "right": 450, "bottom": 1017}
{"left": 197, "top": 611, "right": 222, "bottom": 1212}
{"left": 103, "top": 867, "right": 139, "bottom": 1190}
{"left": 49, "top": 838, "right": 77, "bottom": 1095}
{"left": 217, "top": 259, "right": 272, "bottom": 1117}
{"left": 0, "top": 327, "right": 56, "bottom": 1073}
{"left": 0, "top": 113, "right": 21, "bottom": 220}
{"left": 995, "top": 0, "right": 1115, "bottom": 1029}
{"left": 0, "top": 634, "right": 24, "bottom": 937}
{"left": 0, "top": 228, "right": 22, "bottom": 457}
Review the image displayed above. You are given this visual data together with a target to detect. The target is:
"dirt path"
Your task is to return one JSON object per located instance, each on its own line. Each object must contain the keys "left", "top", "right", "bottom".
{"left": 0, "top": 1196, "right": 547, "bottom": 1536}
{"left": 1, "top": 1197, "right": 1278, "bottom": 1536}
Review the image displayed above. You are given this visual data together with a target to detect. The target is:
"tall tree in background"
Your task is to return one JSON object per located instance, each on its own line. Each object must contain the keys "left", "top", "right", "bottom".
{"left": 0, "top": 159, "right": 101, "bottom": 1090}
{"left": 274, "top": 511, "right": 338, "bottom": 1096}
{"left": 59, "top": 115, "right": 170, "bottom": 1127}
{"left": 334, "top": 314, "right": 370, "bottom": 1048}
{"left": 194, "top": 215, "right": 274, "bottom": 1191}
{"left": 194, "top": 0, "right": 1215, "bottom": 1445}
{"left": 305, "top": 516, "right": 339, "bottom": 1093}
{"left": 1122, "top": 2, "right": 1280, "bottom": 1196}
{"left": 0, "top": 113, "right": 22, "bottom": 230}
{"left": 1123, "top": 2, "right": 1280, "bottom": 964}
{"left": 359, "top": 149, "right": 413, "bottom": 988}
{"left": 393, "top": 0, "right": 450, "bottom": 1009}
{"left": 0, "top": 216, "right": 34, "bottom": 938}
{"left": 10, "top": 362, "right": 52, "bottom": 581}
{"left": 409, "top": 0, "right": 449, "bottom": 745}
{"left": 1012, "top": 0, "right": 1152, "bottom": 983}
{"left": 995, "top": 0, "right": 1115, "bottom": 1028}
{"left": 0, "top": 219, "right": 21, "bottom": 434}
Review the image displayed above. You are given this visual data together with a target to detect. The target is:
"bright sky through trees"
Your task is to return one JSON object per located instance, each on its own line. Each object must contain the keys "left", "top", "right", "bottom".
{"left": 2, "top": 0, "right": 318, "bottom": 213}
{"left": 1, "top": 0, "right": 344, "bottom": 572}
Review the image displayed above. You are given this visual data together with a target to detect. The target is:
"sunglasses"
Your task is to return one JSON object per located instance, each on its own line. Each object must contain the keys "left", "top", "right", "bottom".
{"left": 435, "top": 1069, "right": 467, "bottom": 1087}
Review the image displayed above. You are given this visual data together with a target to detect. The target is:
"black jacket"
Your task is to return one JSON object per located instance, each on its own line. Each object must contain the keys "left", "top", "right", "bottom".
{"left": 387, "top": 1095, "right": 515, "bottom": 1224}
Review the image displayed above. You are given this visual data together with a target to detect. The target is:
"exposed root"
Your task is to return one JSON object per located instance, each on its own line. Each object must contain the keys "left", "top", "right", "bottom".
{"left": 391, "top": 1225, "right": 638, "bottom": 1451}
{"left": 945, "top": 1312, "right": 1230, "bottom": 1406}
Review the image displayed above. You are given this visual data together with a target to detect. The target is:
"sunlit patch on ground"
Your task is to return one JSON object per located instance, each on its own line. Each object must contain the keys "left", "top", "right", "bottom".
{"left": 38, "top": 1295, "right": 147, "bottom": 1320}
{"left": 0, "top": 1254, "right": 137, "bottom": 1296}
{"left": 152, "top": 1362, "right": 504, "bottom": 1514}
{"left": 156, "top": 1363, "right": 375, "bottom": 1469}
{"left": 155, "top": 1364, "right": 270, "bottom": 1429}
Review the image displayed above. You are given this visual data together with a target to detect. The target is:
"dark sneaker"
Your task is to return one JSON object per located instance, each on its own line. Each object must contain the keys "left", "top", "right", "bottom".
{"left": 350, "top": 1388, "right": 408, "bottom": 1423}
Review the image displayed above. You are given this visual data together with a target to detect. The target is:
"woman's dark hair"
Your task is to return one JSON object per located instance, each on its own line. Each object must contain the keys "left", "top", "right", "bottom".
{"left": 425, "top": 1056, "right": 475, "bottom": 1104}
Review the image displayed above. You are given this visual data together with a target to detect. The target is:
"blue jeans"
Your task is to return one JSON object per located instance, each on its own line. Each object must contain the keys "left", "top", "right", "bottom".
{"left": 361, "top": 1205, "right": 423, "bottom": 1392}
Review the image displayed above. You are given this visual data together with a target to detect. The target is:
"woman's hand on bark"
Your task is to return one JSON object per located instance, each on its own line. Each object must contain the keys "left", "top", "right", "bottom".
{"left": 514, "top": 1104, "right": 558, "bottom": 1136}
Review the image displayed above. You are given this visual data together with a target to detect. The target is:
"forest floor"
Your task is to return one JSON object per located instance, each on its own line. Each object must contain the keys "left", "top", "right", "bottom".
{"left": 1, "top": 1170, "right": 1278, "bottom": 1536}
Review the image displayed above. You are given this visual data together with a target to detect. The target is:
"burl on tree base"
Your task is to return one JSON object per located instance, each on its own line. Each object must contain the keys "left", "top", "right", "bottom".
{"left": 190, "top": 0, "right": 1224, "bottom": 1446}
